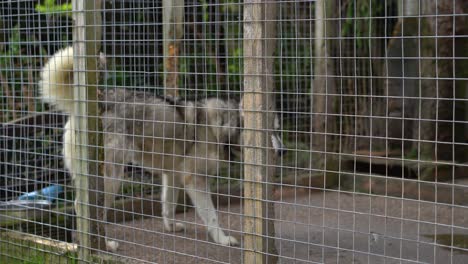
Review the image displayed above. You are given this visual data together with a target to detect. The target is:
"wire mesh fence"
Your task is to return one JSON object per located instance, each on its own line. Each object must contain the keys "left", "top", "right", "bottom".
{"left": 0, "top": 0, "right": 467, "bottom": 263}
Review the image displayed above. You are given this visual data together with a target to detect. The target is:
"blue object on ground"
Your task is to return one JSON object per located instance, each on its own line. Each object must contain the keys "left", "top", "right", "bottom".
{"left": 18, "top": 184, "right": 64, "bottom": 202}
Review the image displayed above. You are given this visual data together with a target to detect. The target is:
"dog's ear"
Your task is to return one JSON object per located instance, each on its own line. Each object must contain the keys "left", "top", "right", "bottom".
{"left": 98, "top": 52, "right": 108, "bottom": 83}
{"left": 98, "top": 52, "right": 107, "bottom": 71}
{"left": 239, "top": 96, "right": 244, "bottom": 118}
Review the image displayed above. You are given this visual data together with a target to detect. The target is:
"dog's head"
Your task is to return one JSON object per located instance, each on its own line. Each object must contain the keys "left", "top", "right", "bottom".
{"left": 199, "top": 98, "right": 242, "bottom": 148}
{"left": 200, "top": 97, "right": 287, "bottom": 159}
{"left": 238, "top": 98, "right": 287, "bottom": 157}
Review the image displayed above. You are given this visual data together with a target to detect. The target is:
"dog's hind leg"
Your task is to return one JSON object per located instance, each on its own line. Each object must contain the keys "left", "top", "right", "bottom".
{"left": 184, "top": 175, "right": 239, "bottom": 246}
{"left": 102, "top": 148, "right": 126, "bottom": 252}
{"left": 162, "top": 173, "right": 185, "bottom": 232}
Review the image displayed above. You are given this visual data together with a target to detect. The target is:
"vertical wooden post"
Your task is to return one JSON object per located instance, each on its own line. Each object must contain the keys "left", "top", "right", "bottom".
{"left": 72, "top": 0, "right": 105, "bottom": 261}
{"left": 163, "top": 0, "right": 184, "bottom": 97}
{"left": 312, "top": 0, "right": 340, "bottom": 185}
{"left": 243, "top": 1, "right": 278, "bottom": 263}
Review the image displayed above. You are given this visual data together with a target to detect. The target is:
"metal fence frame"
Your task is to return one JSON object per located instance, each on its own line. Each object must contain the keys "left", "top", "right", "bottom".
{"left": 0, "top": 0, "right": 467, "bottom": 263}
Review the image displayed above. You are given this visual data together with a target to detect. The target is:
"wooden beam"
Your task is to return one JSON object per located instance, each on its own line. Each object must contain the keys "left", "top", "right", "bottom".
{"left": 0, "top": 232, "right": 125, "bottom": 263}
{"left": 72, "top": 0, "right": 105, "bottom": 260}
{"left": 163, "top": 0, "right": 184, "bottom": 97}
{"left": 243, "top": 1, "right": 278, "bottom": 263}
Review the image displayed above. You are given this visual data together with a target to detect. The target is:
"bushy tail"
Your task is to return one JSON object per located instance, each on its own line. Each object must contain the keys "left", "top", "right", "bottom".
{"left": 39, "top": 46, "right": 75, "bottom": 114}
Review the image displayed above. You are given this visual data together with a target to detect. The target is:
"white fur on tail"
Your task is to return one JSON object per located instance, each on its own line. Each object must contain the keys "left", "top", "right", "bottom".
{"left": 40, "top": 47, "right": 120, "bottom": 251}
{"left": 39, "top": 46, "right": 75, "bottom": 114}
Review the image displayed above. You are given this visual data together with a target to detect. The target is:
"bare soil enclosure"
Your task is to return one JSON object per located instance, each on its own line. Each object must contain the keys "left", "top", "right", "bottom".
{"left": 105, "top": 179, "right": 468, "bottom": 264}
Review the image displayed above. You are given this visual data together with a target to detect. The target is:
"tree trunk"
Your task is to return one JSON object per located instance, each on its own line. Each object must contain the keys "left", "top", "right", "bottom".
{"left": 416, "top": 0, "right": 467, "bottom": 178}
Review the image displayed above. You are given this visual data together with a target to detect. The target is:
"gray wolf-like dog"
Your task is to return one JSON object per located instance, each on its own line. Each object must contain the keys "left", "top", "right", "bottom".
{"left": 39, "top": 47, "right": 286, "bottom": 251}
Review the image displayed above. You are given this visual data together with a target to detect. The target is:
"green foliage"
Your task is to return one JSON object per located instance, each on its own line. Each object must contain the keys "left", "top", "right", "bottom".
{"left": 405, "top": 148, "right": 419, "bottom": 160}
{"left": 201, "top": 0, "right": 210, "bottom": 22}
{"left": 35, "top": 0, "right": 72, "bottom": 16}
{"left": 176, "top": 1, "right": 244, "bottom": 97}
{"left": 226, "top": 47, "right": 243, "bottom": 88}
{"left": 0, "top": 26, "right": 48, "bottom": 121}
{"left": 0, "top": 27, "right": 32, "bottom": 68}
{"left": 120, "top": 182, "right": 160, "bottom": 198}
{"left": 105, "top": 70, "right": 130, "bottom": 87}
{"left": 221, "top": 0, "right": 241, "bottom": 13}
{"left": 341, "top": 0, "right": 385, "bottom": 49}
{"left": 0, "top": 238, "right": 78, "bottom": 264}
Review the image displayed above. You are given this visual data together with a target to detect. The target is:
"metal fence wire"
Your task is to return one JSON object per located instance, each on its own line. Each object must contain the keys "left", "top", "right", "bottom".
{"left": 0, "top": 0, "right": 467, "bottom": 263}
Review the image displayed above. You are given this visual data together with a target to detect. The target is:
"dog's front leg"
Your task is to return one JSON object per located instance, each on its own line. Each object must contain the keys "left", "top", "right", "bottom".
{"left": 162, "top": 173, "right": 185, "bottom": 232}
{"left": 102, "top": 149, "right": 126, "bottom": 252}
{"left": 184, "top": 176, "right": 239, "bottom": 246}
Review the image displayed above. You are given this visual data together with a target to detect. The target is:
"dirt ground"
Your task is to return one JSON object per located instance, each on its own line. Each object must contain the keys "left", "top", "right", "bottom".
{"left": 105, "top": 180, "right": 468, "bottom": 264}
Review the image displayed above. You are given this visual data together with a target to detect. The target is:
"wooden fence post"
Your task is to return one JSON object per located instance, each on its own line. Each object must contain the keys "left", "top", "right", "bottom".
{"left": 72, "top": 0, "right": 105, "bottom": 261}
{"left": 312, "top": 0, "right": 340, "bottom": 186}
{"left": 163, "top": 0, "right": 184, "bottom": 97}
{"left": 243, "top": 1, "right": 278, "bottom": 263}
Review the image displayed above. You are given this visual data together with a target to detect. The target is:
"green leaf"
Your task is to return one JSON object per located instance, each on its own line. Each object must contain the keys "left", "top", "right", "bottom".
{"left": 35, "top": 0, "right": 72, "bottom": 15}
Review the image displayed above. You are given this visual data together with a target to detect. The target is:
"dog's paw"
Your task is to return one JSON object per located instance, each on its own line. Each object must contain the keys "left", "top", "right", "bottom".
{"left": 165, "top": 222, "right": 186, "bottom": 232}
{"left": 106, "top": 240, "right": 119, "bottom": 252}
{"left": 219, "top": 235, "right": 239, "bottom": 247}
